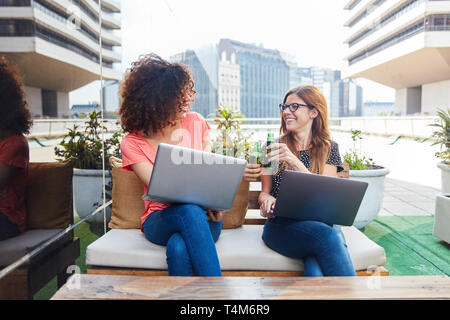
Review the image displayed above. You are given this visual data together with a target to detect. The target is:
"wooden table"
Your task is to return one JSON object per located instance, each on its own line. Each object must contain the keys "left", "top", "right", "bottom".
{"left": 52, "top": 274, "right": 450, "bottom": 300}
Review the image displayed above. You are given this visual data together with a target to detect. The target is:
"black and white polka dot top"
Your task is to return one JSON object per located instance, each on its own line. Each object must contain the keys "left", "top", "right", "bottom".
{"left": 269, "top": 140, "right": 344, "bottom": 199}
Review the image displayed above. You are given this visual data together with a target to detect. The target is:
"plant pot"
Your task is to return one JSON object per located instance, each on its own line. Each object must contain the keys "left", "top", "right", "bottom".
{"left": 437, "top": 162, "right": 450, "bottom": 194}
{"left": 433, "top": 194, "right": 450, "bottom": 244}
{"left": 73, "top": 168, "right": 112, "bottom": 229}
{"left": 349, "top": 166, "right": 390, "bottom": 229}
{"left": 222, "top": 180, "right": 250, "bottom": 229}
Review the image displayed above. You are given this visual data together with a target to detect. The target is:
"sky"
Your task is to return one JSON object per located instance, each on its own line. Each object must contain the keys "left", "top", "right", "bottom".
{"left": 70, "top": 0, "right": 395, "bottom": 105}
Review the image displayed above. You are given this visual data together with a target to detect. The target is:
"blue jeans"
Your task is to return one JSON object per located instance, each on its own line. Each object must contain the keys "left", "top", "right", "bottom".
{"left": 262, "top": 217, "right": 356, "bottom": 276}
{"left": 0, "top": 211, "right": 20, "bottom": 241}
{"left": 142, "top": 204, "right": 222, "bottom": 276}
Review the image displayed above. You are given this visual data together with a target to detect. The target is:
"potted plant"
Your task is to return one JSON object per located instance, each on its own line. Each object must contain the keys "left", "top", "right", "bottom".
{"left": 429, "top": 108, "right": 450, "bottom": 193}
{"left": 343, "top": 129, "right": 390, "bottom": 229}
{"left": 428, "top": 108, "right": 450, "bottom": 243}
{"left": 54, "top": 111, "right": 123, "bottom": 232}
{"left": 211, "top": 106, "right": 253, "bottom": 229}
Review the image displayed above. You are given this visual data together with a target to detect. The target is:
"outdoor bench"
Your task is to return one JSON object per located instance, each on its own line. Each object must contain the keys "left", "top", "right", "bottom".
{"left": 86, "top": 164, "right": 388, "bottom": 277}
{"left": 0, "top": 159, "right": 79, "bottom": 299}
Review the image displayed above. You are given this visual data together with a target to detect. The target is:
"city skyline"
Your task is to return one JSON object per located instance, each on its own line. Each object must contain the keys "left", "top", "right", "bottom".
{"left": 71, "top": 0, "right": 396, "bottom": 108}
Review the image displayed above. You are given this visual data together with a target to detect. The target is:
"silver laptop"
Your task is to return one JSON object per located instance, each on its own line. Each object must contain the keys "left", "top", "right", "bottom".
{"left": 142, "top": 143, "right": 247, "bottom": 211}
{"left": 273, "top": 170, "right": 368, "bottom": 226}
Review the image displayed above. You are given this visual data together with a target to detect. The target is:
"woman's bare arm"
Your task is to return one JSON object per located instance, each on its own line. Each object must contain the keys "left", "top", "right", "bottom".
{"left": 322, "top": 164, "right": 338, "bottom": 178}
{"left": 259, "top": 171, "right": 273, "bottom": 204}
{"left": 130, "top": 161, "right": 154, "bottom": 187}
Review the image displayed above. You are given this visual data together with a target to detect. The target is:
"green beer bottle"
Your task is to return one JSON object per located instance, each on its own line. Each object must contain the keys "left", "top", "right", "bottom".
{"left": 264, "top": 133, "right": 274, "bottom": 168}
{"left": 250, "top": 141, "right": 261, "bottom": 165}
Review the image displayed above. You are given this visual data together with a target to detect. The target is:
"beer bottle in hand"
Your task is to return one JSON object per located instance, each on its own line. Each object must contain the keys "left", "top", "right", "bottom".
{"left": 264, "top": 133, "right": 274, "bottom": 168}
{"left": 250, "top": 141, "right": 262, "bottom": 165}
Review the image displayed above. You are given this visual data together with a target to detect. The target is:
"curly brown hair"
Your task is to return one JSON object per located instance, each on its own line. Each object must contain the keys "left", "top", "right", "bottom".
{"left": 119, "top": 53, "right": 196, "bottom": 135}
{"left": 0, "top": 56, "right": 32, "bottom": 136}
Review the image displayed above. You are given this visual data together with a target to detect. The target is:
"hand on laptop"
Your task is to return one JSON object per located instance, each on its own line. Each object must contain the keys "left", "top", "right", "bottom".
{"left": 260, "top": 197, "right": 276, "bottom": 218}
{"left": 207, "top": 209, "right": 224, "bottom": 222}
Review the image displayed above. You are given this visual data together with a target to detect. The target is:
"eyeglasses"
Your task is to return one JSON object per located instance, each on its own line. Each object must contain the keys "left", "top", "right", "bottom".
{"left": 279, "top": 103, "right": 314, "bottom": 113}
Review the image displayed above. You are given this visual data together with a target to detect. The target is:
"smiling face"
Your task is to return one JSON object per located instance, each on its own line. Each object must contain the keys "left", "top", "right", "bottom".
{"left": 282, "top": 93, "right": 319, "bottom": 133}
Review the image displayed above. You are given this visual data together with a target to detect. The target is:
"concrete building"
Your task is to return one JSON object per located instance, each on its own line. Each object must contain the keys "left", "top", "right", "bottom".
{"left": 343, "top": 0, "right": 450, "bottom": 115}
{"left": 219, "top": 39, "right": 290, "bottom": 118}
{"left": 339, "top": 78, "right": 364, "bottom": 117}
{"left": 0, "top": 0, "right": 122, "bottom": 118}
{"left": 218, "top": 50, "right": 240, "bottom": 112}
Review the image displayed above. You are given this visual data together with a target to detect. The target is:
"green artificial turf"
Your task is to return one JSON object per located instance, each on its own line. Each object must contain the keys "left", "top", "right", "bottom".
{"left": 33, "top": 216, "right": 449, "bottom": 299}
{"left": 362, "top": 216, "right": 450, "bottom": 276}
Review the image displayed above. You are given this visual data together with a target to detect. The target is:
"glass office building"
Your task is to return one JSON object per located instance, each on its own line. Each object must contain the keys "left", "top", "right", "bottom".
{"left": 219, "top": 39, "right": 289, "bottom": 118}
{"left": 171, "top": 50, "right": 218, "bottom": 117}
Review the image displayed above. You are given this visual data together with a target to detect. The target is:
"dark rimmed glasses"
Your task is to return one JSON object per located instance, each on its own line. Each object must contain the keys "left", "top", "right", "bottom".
{"left": 279, "top": 103, "right": 314, "bottom": 113}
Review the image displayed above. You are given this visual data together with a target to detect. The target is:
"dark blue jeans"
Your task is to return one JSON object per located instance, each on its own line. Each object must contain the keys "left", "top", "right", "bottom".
{"left": 142, "top": 204, "right": 222, "bottom": 276}
{"left": 262, "top": 217, "right": 356, "bottom": 276}
{"left": 0, "top": 211, "right": 20, "bottom": 241}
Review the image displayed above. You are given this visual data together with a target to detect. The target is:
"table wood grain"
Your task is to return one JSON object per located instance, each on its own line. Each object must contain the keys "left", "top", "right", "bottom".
{"left": 51, "top": 275, "right": 450, "bottom": 300}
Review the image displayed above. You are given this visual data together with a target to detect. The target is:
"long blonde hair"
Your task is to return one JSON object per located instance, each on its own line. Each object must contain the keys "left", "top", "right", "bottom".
{"left": 279, "top": 85, "right": 331, "bottom": 174}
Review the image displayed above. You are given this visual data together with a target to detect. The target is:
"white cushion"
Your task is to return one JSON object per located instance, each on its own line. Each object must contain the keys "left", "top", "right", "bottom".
{"left": 87, "top": 225, "right": 385, "bottom": 272}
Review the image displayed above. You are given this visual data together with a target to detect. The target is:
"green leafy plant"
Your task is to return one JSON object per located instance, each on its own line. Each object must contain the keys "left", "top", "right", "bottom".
{"left": 54, "top": 111, "right": 123, "bottom": 169}
{"left": 429, "top": 108, "right": 450, "bottom": 164}
{"left": 211, "top": 106, "right": 253, "bottom": 161}
{"left": 343, "top": 129, "right": 375, "bottom": 170}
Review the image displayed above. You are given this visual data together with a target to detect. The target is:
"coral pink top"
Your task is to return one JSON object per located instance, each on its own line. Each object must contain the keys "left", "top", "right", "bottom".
{"left": 121, "top": 112, "right": 211, "bottom": 228}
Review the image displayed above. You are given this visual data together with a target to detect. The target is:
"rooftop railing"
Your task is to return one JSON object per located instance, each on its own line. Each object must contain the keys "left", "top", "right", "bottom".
{"left": 28, "top": 116, "right": 440, "bottom": 140}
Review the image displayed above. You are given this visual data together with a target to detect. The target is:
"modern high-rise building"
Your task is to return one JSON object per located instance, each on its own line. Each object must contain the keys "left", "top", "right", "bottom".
{"left": 173, "top": 39, "right": 361, "bottom": 119}
{"left": 171, "top": 50, "right": 218, "bottom": 117}
{"left": 339, "top": 78, "right": 364, "bottom": 117}
{"left": 219, "top": 39, "right": 290, "bottom": 118}
{"left": 343, "top": 0, "right": 450, "bottom": 115}
{"left": 0, "top": 0, "right": 122, "bottom": 118}
{"left": 218, "top": 49, "right": 240, "bottom": 112}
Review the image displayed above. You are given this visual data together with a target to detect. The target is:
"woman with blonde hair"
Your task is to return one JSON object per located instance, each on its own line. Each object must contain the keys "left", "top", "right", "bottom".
{"left": 257, "top": 85, "right": 355, "bottom": 276}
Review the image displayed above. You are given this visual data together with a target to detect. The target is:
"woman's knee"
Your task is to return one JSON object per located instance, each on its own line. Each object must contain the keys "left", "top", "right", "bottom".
{"left": 314, "top": 224, "right": 346, "bottom": 252}
{"left": 166, "top": 233, "right": 189, "bottom": 258}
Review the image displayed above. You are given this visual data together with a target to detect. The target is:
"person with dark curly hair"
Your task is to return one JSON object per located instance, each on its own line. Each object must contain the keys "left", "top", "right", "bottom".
{"left": 119, "top": 53, "right": 224, "bottom": 276}
{"left": 0, "top": 56, "right": 33, "bottom": 241}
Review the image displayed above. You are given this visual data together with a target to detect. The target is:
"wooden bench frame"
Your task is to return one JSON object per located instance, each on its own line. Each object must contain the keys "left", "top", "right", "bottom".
{"left": 88, "top": 163, "right": 389, "bottom": 277}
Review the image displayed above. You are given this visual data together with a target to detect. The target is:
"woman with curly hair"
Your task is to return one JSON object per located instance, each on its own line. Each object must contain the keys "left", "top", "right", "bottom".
{"left": 119, "top": 53, "right": 224, "bottom": 276}
{"left": 258, "top": 85, "right": 355, "bottom": 276}
{"left": 0, "top": 56, "right": 33, "bottom": 241}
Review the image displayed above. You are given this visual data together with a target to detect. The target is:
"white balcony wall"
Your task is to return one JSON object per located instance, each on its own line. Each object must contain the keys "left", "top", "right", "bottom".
{"left": 344, "top": 0, "right": 375, "bottom": 26}
{"left": 0, "top": 6, "right": 33, "bottom": 18}
{"left": 102, "top": 0, "right": 120, "bottom": 12}
{"left": 345, "top": 0, "right": 401, "bottom": 39}
{"left": 344, "top": 0, "right": 425, "bottom": 43}
{"left": 426, "top": 0, "right": 450, "bottom": 13}
{"left": 0, "top": 37, "right": 35, "bottom": 52}
{"left": 47, "top": 0, "right": 121, "bottom": 44}
{"left": 346, "top": 3, "right": 426, "bottom": 58}
{"left": 344, "top": 31, "right": 426, "bottom": 79}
